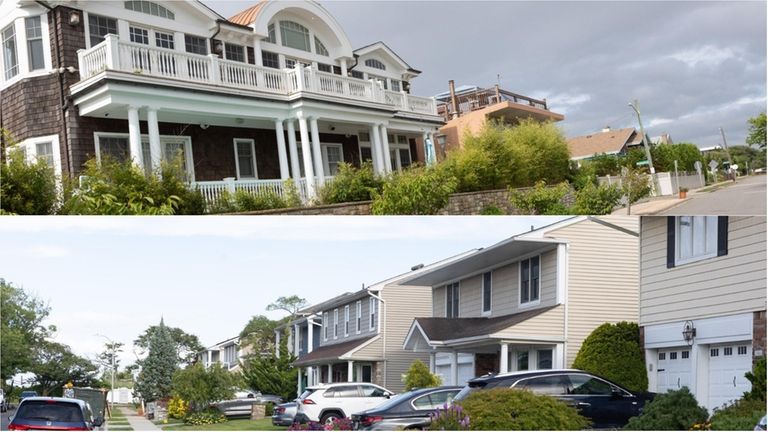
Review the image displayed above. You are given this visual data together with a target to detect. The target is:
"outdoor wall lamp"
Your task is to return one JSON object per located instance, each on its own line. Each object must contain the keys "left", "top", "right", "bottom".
{"left": 682, "top": 320, "right": 696, "bottom": 346}
{"left": 69, "top": 12, "right": 80, "bottom": 26}
{"left": 213, "top": 42, "right": 223, "bottom": 54}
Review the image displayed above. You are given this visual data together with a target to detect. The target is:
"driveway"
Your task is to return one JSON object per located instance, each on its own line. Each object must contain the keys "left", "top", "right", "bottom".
{"left": 658, "top": 175, "right": 767, "bottom": 216}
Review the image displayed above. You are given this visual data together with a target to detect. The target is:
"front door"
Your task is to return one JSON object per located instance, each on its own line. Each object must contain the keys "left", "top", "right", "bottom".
{"left": 361, "top": 365, "right": 372, "bottom": 382}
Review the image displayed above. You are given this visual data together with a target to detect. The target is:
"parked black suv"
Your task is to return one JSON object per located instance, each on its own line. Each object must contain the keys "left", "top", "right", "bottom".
{"left": 453, "top": 369, "right": 655, "bottom": 429}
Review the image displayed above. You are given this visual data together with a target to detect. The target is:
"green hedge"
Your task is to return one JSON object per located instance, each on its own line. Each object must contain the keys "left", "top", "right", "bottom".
{"left": 572, "top": 322, "right": 648, "bottom": 392}
{"left": 625, "top": 387, "right": 708, "bottom": 430}
{"left": 371, "top": 166, "right": 456, "bottom": 215}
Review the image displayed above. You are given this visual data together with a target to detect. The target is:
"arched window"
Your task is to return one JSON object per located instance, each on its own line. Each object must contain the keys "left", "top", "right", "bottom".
{"left": 124, "top": 1, "right": 175, "bottom": 19}
{"left": 364, "top": 59, "right": 386, "bottom": 70}
{"left": 265, "top": 23, "right": 276, "bottom": 44}
{"left": 314, "top": 36, "right": 328, "bottom": 56}
{"left": 279, "top": 21, "right": 310, "bottom": 52}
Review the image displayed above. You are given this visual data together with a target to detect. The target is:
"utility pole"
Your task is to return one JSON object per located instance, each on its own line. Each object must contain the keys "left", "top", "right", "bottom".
{"left": 96, "top": 334, "right": 117, "bottom": 416}
{"left": 629, "top": 100, "right": 658, "bottom": 195}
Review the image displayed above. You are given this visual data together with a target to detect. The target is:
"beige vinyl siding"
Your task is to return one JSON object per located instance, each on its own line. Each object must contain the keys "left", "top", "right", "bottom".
{"left": 433, "top": 285, "right": 446, "bottom": 317}
{"left": 319, "top": 295, "right": 377, "bottom": 347}
{"left": 381, "top": 284, "right": 432, "bottom": 393}
{"left": 547, "top": 216, "right": 640, "bottom": 365}
{"left": 459, "top": 274, "right": 481, "bottom": 317}
{"left": 640, "top": 216, "right": 766, "bottom": 326}
{"left": 351, "top": 336, "right": 384, "bottom": 359}
{"left": 493, "top": 304, "right": 566, "bottom": 339}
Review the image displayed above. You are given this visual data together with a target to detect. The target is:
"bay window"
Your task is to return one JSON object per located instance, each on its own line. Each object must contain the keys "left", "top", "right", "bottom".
{"left": 2, "top": 24, "right": 18, "bottom": 80}
{"left": 25, "top": 17, "right": 44, "bottom": 71}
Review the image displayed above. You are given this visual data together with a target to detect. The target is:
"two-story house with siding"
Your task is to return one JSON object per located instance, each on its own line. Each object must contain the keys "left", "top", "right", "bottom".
{"left": 639, "top": 216, "right": 766, "bottom": 412}
{"left": 0, "top": 0, "right": 443, "bottom": 204}
{"left": 402, "top": 216, "right": 640, "bottom": 386}
{"left": 196, "top": 335, "right": 250, "bottom": 373}
{"left": 280, "top": 250, "right": 476, "bottom": 395}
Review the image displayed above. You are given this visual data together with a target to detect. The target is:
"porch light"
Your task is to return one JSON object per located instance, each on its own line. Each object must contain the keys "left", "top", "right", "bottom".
{"left": 682, "top": 320, "right": 696, "bottom": 345}
{"left": 69, "top": 12, "right": 80, "bottom": 26}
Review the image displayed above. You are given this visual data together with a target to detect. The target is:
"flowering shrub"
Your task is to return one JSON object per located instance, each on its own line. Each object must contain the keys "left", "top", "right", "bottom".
{"left": 428, "top": 404, "right": 470, "bottom": 430}
{"left": 288, "top": 418, "right": 353, "bottom": 431}
{"left": 167, "top": 396, "right": 189, "bottom": 419}
{"left": 183, "top": 408, "right": 227, "bottom": 425}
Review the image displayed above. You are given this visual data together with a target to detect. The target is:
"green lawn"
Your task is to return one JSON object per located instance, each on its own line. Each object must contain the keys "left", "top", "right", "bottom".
{"left": 162, "top": 418, "right": 286, "bottom": 431}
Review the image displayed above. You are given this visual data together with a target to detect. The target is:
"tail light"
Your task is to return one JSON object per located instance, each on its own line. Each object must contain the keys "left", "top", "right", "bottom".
{"left": 8, "top": 425, "right": 28, "bottom": 431}
{"left": 360, "top": 415, "right": 383, "bottom": 427}
{"left": 301, "top": 399, "right": 316, "bottom": 405}
{"left": 276, "top": 406, "right": 286, "bottom": 414}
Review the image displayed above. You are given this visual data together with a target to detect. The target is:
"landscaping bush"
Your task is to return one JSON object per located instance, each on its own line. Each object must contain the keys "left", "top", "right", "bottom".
{"left": 319, "top": 162, "right": 382, "bottom": 204}
{"left": 480, "top": 205, "right": 504, "bottom": 215}
{"left": 0, "top": 147, "right": 58, "bottom": 215}
{"left": 508, "top": 181, "right": 570, "bottom": 215}
{"left": 457, "top": 388, "right": 589, "bottom": 430}
{"left": 508, "top": 119, "right": 571, "bottom": 186}
{"left": 264, "top": 402, "right": 275, "bottom": 417}
{"left": 743, "top": 356, "right": 766, "bottom": 402}
{"left": 171, "top": 363, "right": 235, "bottom": 413}
{"left": 183, "top": 408, "right": 227, "bottom": 425}
{"left": 233, "top": 189, "right": 287, "bottom": 212}
{"left": 167, "top": 396, "right": 189, "bottom": 419}
{"left": 710, "top": 397, "right": 766, "bottom": 430}
{"left": 572, "top": 322, "right": 647, "bottom": 392}
{"left": 403, "top": 360, "right": 442, "bottom": 391}
{"left": 571, "top": 182, "right": 623, "bottom": 215}
{"left": 428, "top": 404, "right": 470, "bottom": 430}
{"left": 371, "top": 166, "right": 456, "bottom": 215}
{"left": 624, "top": 387, "right": 708, "bottom": 430}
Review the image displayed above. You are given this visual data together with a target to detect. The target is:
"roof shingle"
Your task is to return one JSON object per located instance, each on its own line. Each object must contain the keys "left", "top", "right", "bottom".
{"left": 415, "top": 306, "right": 558, "bottom": 342}
{"left": 567, "top": 127, "right": 637, "bottom": 159}
{"left": 294, "top": 336, "right": 377, "bottom": 366}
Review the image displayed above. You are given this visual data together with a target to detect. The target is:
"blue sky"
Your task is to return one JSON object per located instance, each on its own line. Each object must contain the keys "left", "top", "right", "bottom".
{"left": 0, "top": 216, "right": 565, "bottom": 367}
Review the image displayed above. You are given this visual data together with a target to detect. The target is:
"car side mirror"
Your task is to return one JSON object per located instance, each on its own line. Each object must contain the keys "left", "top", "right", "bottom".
{"left": 93, "top": 416, "right": 104, "bottom": 427}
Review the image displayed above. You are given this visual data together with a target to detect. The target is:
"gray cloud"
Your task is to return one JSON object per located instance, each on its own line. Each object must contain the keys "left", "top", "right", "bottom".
{"left": 203, "top": 0, "right": 766, "bottom": 146}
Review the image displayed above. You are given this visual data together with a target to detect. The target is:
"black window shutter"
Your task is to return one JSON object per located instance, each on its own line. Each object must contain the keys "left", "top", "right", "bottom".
{"left": 666, "top": 217, "right": 676, "bottom": 268}
{"left": 717, "top": 216, "right": 729, "bottom": 256}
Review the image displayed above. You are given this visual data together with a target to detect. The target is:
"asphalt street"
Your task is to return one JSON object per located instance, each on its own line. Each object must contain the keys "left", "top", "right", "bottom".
{"left": 1, "top": 406, "right": 16, "bottom": 430}
{"left": 658, "top": 175, "right": 767, "bottom": 216}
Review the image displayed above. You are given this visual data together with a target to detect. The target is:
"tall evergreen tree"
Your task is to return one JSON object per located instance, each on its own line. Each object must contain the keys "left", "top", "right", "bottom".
{"left": 135, "top": 318, "right": 178, "bottom": 402}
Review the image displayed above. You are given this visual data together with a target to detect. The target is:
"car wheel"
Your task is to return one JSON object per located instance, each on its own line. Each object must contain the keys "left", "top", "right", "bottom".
{"left": 321, "top": 412, "right": 342, "bottom": 425}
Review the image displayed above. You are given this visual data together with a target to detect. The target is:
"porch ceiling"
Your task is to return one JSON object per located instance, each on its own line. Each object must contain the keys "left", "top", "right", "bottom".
{"left": 399, "top": 238, "right": 563, "bottom": 287}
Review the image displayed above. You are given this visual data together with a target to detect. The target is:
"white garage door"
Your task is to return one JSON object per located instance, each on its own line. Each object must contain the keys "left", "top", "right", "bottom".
{"left": 435, "top": 353, "right": 475, "bottom": 386}
{"left": 657, "top": 347, "right": 692, "bottom": 394}
{"left": 708, "top": 343, "right": 752, "bottom": 411}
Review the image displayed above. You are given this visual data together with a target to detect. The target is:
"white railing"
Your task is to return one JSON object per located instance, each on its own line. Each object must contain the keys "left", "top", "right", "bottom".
{"left": 77, "top": 34, "right": 439, "bottom": 115}
{"left": 191, "top": 177, "right": 333, "bottom": 208}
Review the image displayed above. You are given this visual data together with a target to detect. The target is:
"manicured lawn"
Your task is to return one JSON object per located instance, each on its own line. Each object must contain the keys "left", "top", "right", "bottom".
{"left": 163, "top": 418, "right": 286, "bottom": 431}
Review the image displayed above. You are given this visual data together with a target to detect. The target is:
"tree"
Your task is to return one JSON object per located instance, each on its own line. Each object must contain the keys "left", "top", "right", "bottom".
{"left": 240, "top": 339, "right": 298, "bottom": 401}
{"left": 97, "top": 342, "right": 124, "bottom": 372}
{"left": 29, "top": 341, "right": 100, "bottom": 396}
{"left": 239, "top": 315, "right": 282, "bottom": 359}
{"left": 0, "top": 137, "right": 59, "bottom": 215}
{"left": 266, "top": 296, "right": 308, "bottom": 318}
{"left": 572, "top": 322, "right": 647, "bottom": 392}
{"left": 135, "top": 318, "right": 178, "bottom": 402}
{"left": 403, "top": 360, "right": 442, "bottom": 391}
{"left": 171, "top": 363, "right": 235, "bottom": 413}
{"left": 746, "top": 112, "right": 766, "bottom": 149}
{"left": 651, "top": 143, "right": 703, "bottom": 172}
{"left": 134, "top": 324, "right": 205, "bottom": 366}
{"left": 1, "top": 279, "right": 55, "bottom": 383}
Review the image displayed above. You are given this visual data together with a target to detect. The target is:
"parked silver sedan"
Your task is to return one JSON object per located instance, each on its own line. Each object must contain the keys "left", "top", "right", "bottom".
{"left": 272, "top": 402, "right": 298, "bottom": 426}
{"left": 212, "top": 393, "right": 283, "bottom": 418}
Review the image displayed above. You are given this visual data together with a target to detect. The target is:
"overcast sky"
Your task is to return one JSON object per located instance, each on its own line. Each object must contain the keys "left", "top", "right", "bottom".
{"left": 0, "top": 216, "right": 563, "bottom": 367}
{"left": 202, "top": 0, "right": 766, "bottom": 147}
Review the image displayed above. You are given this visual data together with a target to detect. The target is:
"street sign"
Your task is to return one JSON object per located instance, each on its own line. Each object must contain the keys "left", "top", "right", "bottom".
{"left": 694, "top": 161, "right": 702, "bottom": 173}
{"left": 636, "top": 160, "right": 650, "bottom": 166}
{"left": 708, "top": 160, "right": 719, "bottom": 170}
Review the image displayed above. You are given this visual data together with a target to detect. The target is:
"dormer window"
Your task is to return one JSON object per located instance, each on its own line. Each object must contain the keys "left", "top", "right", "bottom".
{"left": 365, "top": 59, "right": 386, "bottom": 70}
{"left": 280, "top": 21, "right": 310, "bottom": 52}
{"left": 124, "top": 1, "right": 175, "bottom": 20}
{"left": 314, "top": 36, "right": 328, "bottom": 56}
{"left": 266, "top": 23, "right": 276, "bottom": 44}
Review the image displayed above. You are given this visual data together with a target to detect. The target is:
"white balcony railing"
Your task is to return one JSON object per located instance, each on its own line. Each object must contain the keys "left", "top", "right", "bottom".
{"left": 77, "top": 35, "right": 438, "bottom": 115}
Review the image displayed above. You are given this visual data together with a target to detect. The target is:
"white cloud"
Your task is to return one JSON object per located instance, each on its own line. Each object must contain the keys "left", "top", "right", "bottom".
{"left": 26, "top": 245, "right": 70, "bottom": 258}
{"left": 667, "top": 45, "right": 741, "bottom": 68}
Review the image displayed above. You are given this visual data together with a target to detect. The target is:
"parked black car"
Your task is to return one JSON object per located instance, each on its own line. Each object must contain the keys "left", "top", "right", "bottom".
{"left": 351, "top": 386, "right": 462, "bottom": 430}
{"left": 272, "top": 402, "right": 298, "bottom": 426}
{"left": 453, "top": 369, "right": 655, "bottom": 429}
{"left": 8, "top": 397, "right": 104, "bottom": 431}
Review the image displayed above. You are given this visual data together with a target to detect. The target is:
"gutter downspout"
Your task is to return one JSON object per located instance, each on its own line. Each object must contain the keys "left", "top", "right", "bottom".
{"left": 368, "top": 290, "right": 386, "bottom": 387}
{"left": 36, "top": 0, "right": 73, "bottom": 178}
{"left": 210, "top": 21, "right": 222, "bottom": 56}
{"left": 346, "top": 54, "right": 359, "bottom": 76}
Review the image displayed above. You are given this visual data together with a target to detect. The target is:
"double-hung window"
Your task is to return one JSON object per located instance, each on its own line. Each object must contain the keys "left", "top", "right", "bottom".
{"left": 184, "top": 35, "right": 207, "bottom": 54}
{"left": 344, "top": 305, "right": 350, "bottom": 336}
{"left": 155, "top": 31, "right": 174, "bottom": 50}
{"left": 35, "top": 142, "right": 54, "bottom": 167}
{"left": 390, "top": 79, "right": 401, "bottom": 92}
{"left": 233, "top": 139, "right": 257, "bottom": 179}
{"left": 445, "top": 282, "right": 459, "bottom": 318}
{"left": 356, "top": 300, "right": 361, "bottom": 334}
{"left": 333, "top": 308, "right": 339, "bottom": 339}
{"left": 25, "top": 17, "right": 44, "bottom": 71}
{"left": 88, "top": 14, "right": 117, "bottom": 47}
{"left": 672, "top": 216, "right": 722, "bottom": 266}
{"left": 369, "top": 297, "right": 377, "bottom": 331}
{"left": 322, "top": 144, "right": 344, "bottom": 176}
{"left": 482, "top": 272, "right": 492, "bottom": 314}
{"left": 2, "top": 24, "right": 18, "bottom": 80}
{"left": 323, "top": 312, "right": 329, "bottom": 341}
{"left": 129, "top": 26, "right": 149, "bottom": 45}
{"left": 262, "top": 51, "right": 279, "bottom": 69}
{"left": 224, "top": 43, "right": 245, "bottom": 62}
{"left": 520, "top": 256, "right": 540, "bottom": 305}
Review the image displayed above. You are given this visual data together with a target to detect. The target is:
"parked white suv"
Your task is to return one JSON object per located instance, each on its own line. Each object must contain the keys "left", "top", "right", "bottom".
{"left": 296, "top": 383, "right": 394, "bottom": 424}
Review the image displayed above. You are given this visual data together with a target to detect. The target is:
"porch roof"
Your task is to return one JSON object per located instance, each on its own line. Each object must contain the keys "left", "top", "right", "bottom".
{"left": 398, "top": 238, "right": 564, "bottom": 287}
{"left": 404, "top": 306, "right": 558, "bottom": 349}
{"left": 294, "top": 335, "right": 377, "bottom": 366}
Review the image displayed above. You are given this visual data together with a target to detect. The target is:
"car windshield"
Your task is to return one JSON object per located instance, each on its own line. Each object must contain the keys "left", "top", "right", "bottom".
{"left": 368, "top": 390, "right": 416, "bottom": 411}
{"left": 16, "top": 401, "right": 84, "bottom": 423}
{"left": 298, "top": 389, "right": 315, "bottom": 400}
{"left": 453, "top": 383, "right": 483, "bottom": 401}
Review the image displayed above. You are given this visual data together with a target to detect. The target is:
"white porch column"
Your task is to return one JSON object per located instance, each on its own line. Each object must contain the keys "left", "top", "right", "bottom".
{"left": 422, "top": 132, "right": 429, "bottom": 166}
{"left": 449, "top": 351, "right": 458, "bottom": 386}
{"left": 297, "top": 368, "right": 303, "bottom": 397}
{"left": 297, "top": 115, "right": 316, "bottom": 199}
{"left": 380, "top": 124, "right": 392, "bottom": 173}
{"left": 147, "top": 108, "right": 161, "bottom": 172}
{"left": 254, "top": 41, "right": 263, "bottom": 67}
{"left": 347, "top": 361, "right": 354, "bottom": 382}
{"left": 500, "top": 343, "right": 509, "bottom": 374}
{"left": 429, "top": 352, "right": 436, "bottom": 374}
{"left": 340, "top": 59, "right": 348, "bottom": 76}
{"left": 307, "top": 320, "right": 314, "bottom": 354}
{"left": 274, "top": 119, "right": 290, "bottom": 180}
{"left": 275, "top": 330, "right": 281, "bottom": 357}
{"left": 554, "top": 343, "right": 565, "bottom": 369}
{"left": 307, "top": 366, "right": 314, "bottom": 386}
{"left": 369, "top": 123, "right": 383, "bottom": 175}
{"left": 127, "top": 106, "right": 143, "bottom": 168}
{"left": 309, "top": 117, "right": 325, "bottom": 186}
{"left": 294, "top": 324, "right": 300, "bottom": 355}
{"left": 286, "top": 119, "right": 301, "bottom": 181}
{"left": 327, "top": 364, "right": 333, "bottom": 383}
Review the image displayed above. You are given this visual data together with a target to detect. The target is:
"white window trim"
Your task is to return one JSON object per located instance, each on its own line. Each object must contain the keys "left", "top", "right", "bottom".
{"left": 333, "top": 308, "right": 339, "bottom": 339}
{"left": 0, "top": 13, "right": 52, "bottom": 90}
{"left": 445, "top": 282, "right": 460, "bottom": 318}
{"left": 356, "top": 300, "right": 362, "bottom": 334}
{"left": 344, "top": 305, "right": 350, "bottom": 337}
{"left": 323, "top": 311, "right": 329, "bottom": 341}
{"left": 481, "top": 271, "right": 492, "bottom": 316}
{"left": 233, "top": 138, "right": 258, "bottom": 179}
{"left": 518, "top": 255, "right": 541, "bottom": 309}
{"left": 674, "top": 216, "right": 719, "bottom": 266}
{"left": 369, "top": 297, "right": 376, "bottom": 332}
{"left": 18, "top": 134, "right": 62, "bottom": 179}
{"left": 321, "top": 143, "right": 344, "bottom": 175}
{"left": 93, "top": 132, "right": 195, "bottom": 181}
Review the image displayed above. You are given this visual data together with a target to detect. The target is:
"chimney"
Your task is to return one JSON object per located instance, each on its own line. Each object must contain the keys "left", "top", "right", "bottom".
{"left": 449, "top": 80, "right": 459, "bottom": 119}
{"left": 495, "top": 84, "right": 501, "bottom": 104}
{"left": 602, "top": 126, "right": 611, "bottom": 133}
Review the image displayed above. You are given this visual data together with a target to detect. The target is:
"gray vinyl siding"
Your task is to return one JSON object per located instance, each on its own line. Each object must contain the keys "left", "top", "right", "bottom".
{"left": 546, "top": 216, "right": 640, "bottom": 365}
{"left": 381, "top": 284, "right": 432, "bottom": 393}
{"left": 319, "top": 296, "right": 378, "bottom": 347}
{"left": 640, "top": 216, "right": 767, "bottom": 326}
{"left": 433, "top": 285, "right": 446, "bottom": 317}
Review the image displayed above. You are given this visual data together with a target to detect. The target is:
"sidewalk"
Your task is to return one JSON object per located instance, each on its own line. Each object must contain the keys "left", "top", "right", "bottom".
{"left": 118, "top": 406, "right": 161, "bottom": 431}
{"left": 610, "top": 179, "right": 738, "bottom": 216}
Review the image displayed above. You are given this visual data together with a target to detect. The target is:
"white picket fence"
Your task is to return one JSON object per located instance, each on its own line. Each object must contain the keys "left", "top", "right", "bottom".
{"left": 598, "top": 171, "right": 704, "bottom": 196}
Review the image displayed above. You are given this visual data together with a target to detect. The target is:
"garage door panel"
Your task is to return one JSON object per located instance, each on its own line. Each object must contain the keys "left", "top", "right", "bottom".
{"left": 708, "top": 343, "right": 752, "bottom": 411}
{"left": 657, "top": 348, "right": 692, "bottom": 394}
